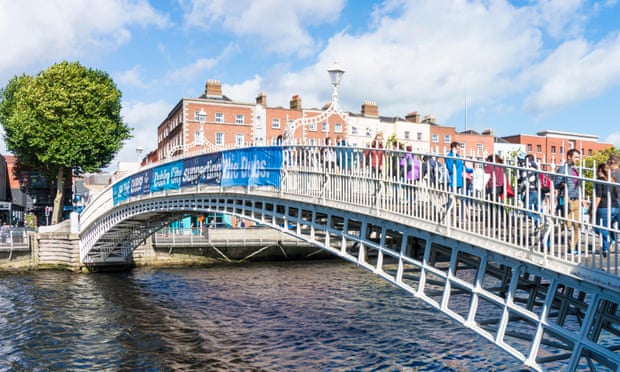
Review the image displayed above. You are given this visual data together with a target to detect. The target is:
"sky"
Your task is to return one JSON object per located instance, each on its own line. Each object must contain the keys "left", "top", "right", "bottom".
{"left": 1, "top": 0, "right": 620, "bottom": 169}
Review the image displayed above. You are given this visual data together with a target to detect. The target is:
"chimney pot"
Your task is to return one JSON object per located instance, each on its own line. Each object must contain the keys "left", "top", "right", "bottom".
{"left": 361, "top": 101, "right": 379, "bottom": 117}
{"left": 205, "top": 79, "right": 222, "bottom": 97}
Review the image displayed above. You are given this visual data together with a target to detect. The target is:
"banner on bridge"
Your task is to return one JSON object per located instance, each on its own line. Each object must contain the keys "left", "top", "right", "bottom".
{"left": 113, "top": 148, "right": 282, "bottom": 205}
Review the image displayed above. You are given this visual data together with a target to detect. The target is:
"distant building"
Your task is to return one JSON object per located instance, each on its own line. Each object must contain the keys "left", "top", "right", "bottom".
{"left": 154, "top": 79, "right": 492, "bottom": 161}
{"left": 502, "top": 130, "right": 613, "bottom": 169}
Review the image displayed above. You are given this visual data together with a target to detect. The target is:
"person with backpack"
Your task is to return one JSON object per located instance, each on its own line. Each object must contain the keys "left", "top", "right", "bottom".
{"left": 554, "top": 148, "right": 583, "bottom": 255}
{"left": 517, "top": 153, "right": 540, "bottom": 228}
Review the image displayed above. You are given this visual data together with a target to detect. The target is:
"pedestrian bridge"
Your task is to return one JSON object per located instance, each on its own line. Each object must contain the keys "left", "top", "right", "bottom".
{"left": 78, "top": 144, "right": 620, "bottom": 371}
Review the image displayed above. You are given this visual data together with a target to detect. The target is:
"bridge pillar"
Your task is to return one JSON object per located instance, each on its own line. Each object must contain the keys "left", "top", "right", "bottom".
{"left": 37, "top": 229, "right": 81, "bottom": 271}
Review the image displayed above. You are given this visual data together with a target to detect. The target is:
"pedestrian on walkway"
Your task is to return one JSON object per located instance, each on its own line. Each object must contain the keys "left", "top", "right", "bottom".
{"left": 592, "top": 162, "right": 618, "bottom": 257}
{"left": 554, "top": 149, "right": 583, "bottom": 254}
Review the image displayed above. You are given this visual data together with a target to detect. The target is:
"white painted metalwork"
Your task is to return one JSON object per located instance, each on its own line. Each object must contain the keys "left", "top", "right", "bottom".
{"left": 78, "top": 144, "right": 620, "bottom": 371}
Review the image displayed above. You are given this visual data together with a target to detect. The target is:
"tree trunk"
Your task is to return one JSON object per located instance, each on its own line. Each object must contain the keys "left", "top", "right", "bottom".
{"left": 51, "top": 167, "right": 65, "bottom": 225}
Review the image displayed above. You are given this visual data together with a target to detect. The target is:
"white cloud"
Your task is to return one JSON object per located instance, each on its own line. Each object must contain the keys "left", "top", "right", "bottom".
{"left": 224, "top": 76, "right": 263, "bottom": 103}
{"left": 108, "top": 100, "right": 171, "bottom": 169}
{"left": 115, "top": 66, "right": 148, "bottom": 89}
{"left": 259, "top": 1, "right": 544, "bottom": 123}
{"left": 605, "top": 131, "right": 620, "bottom": 149}
{"left": 180, "top": 0, "right": 345, "bottom": 56}
{"left": 0, "top": 0, "right": 169, "bottom": 83}
{"left": 524, "top": 33, "right": 620, "bottom": 112}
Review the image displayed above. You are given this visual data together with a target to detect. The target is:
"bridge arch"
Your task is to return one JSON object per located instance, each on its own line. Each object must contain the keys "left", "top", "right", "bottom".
{"left": 78, "top": 145, "right": 620, "bottom": 371}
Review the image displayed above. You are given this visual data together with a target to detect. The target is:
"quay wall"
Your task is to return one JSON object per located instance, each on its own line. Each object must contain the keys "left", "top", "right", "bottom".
{"left": 0, "top": 223, "right": 329, "bottom": 272}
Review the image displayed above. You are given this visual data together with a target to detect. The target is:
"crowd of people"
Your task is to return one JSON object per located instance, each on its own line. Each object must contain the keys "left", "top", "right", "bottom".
{"left": 284, "top": 133, "right": 620, "bottom": 257}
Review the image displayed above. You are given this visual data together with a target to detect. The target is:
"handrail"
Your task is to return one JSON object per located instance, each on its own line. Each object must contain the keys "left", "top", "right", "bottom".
{"left": 80, "top": 144, "right": 620, "bottom": 275}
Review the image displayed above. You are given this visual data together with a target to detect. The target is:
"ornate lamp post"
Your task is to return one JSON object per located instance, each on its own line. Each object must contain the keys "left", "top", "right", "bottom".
{"left": 284, "top": 62, "right": 348, "bottom": 143}
{"left": 136, "top": 145, "right": 144, "bottom": 162}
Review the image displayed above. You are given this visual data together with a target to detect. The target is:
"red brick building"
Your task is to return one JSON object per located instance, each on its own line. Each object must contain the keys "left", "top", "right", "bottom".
{"left": 502, "top": 130, "right": 613, "bottom": 168}
{"left": 156, "top": 80, "right": 349, "bottom": 162}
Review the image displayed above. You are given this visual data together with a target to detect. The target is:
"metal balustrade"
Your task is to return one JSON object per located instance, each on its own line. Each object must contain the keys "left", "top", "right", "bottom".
{"left": 281, "top": 144, "right": 620, "bottom": 276}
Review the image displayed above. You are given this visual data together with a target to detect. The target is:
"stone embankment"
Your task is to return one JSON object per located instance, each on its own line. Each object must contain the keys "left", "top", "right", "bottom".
{"left": 0, "top": 221, "right": 329, "bottom": 272}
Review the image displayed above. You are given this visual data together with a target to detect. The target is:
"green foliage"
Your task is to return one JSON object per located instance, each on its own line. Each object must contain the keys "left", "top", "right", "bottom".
{"left": 0, "top": 61, "right": 132, "bottom": 223}
{"left": 582, "top": 146, "right": 619, "bottom": 198}
{"left": 0, "top": 61, "right": 131, "bottom": 174}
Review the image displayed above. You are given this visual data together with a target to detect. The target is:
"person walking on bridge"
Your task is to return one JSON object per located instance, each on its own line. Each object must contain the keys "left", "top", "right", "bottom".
{"left": 592, "top": 162, "right": 618, "bottom": 257}
{"left": 554, "top": 149, "right": 583, "bottom": 255}
{"left": 445, "top": 141, "right": 465, "bottom": 221}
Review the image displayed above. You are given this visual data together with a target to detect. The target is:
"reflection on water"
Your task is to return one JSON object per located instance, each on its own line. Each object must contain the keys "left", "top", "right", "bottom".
{"left": 0, "top": 260, "right": 530, "bottom": 371}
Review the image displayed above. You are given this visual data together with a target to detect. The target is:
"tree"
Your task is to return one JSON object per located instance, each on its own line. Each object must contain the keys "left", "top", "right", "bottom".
{"left": 0, "top": 61, "right": 131, "bottom": 224}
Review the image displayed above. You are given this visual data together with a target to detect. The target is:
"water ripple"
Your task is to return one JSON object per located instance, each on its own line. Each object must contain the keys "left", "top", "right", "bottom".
{"left": 0, "top": 261, "right": 532, "bottom": 371}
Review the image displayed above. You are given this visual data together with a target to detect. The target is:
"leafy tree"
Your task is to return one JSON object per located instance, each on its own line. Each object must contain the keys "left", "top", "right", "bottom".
{"left": 0, "top": 61, "right": 131, "bottom": 224}
{"left": 582, "top": 146, "right": 620, "bottom": 198}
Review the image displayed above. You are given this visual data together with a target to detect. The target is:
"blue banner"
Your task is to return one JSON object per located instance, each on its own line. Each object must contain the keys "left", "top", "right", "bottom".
{"left": 221, "top": 147, "right": 282, "bottom": 187}
{"left": 111, "top": 147, "right": 282, "bottom": 205}
{"left": 151, "top": 160, "right": 184, "bottom": 192}
{"left": 130, "top": 169, "right": 153, "bottom": 198}
{"left": 181, "top": 152, "right": 222, "bottom": 187}
{"left": 112, "top": 177, "right": 131, "bottom": 205}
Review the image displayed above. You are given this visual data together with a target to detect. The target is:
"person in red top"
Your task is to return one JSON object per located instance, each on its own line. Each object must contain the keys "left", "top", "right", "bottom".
{"left": 485, "top": 154, "right": 505, "bottom": 200}
{"left": 484, "top": 154, "right": 506, "bottom": 230}
{"left": 364, "top": 137, "right": 384, "bottom": 177}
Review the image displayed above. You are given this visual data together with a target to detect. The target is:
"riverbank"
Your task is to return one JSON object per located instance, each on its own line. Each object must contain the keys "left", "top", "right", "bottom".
{"left": 0, "top": 223, "right": 333, "bottom": 272}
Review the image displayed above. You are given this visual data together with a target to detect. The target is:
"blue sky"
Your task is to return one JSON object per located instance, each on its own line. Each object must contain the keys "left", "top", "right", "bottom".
{"left": 1, "top": 0, "right": 620, "bottom": 167}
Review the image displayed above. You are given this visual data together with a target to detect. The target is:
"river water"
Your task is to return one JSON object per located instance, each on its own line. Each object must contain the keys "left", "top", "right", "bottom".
{"left": 0, "top": 260, "right": 531, "bottom": 371}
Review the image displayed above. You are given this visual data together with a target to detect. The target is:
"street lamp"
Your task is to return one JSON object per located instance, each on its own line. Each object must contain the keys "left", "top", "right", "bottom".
{"left": 136, "top": 145, "right": 144, "bottom": 161}
{"left": 284, "top": 62, "right": 349, "bottom": 143}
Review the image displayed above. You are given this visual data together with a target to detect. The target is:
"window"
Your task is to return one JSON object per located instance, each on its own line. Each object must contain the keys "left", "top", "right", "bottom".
{"left": 551, "top": 145, "right": 556, "bottom": 153}
{"left": 404, "top": 131, "right": 410, "bottom": 139}
{"left": 194, "top": 131, "right": 203, "bottom": 145}
{"left": 536, "top": 145, "right": 542, "bottom": 153}
{"left": 215, "top": 112, "right": 224, "bottom": 123}
{"left": 459, "top": 142, "right": 465, "bottom": 150}
{"left": 444, "top": 135, "right": 451, "bottom": 143}
{"left": 351, "top": 126, "right": 358, "bottom": 135}
{"left": 334, "top": 123, "right": 342, "bottom": 133}
{"left": 235, "top": 134, "right": 244, "bottom": 145}
{"left": 235, "top": 114, "right": 244, "bottom": 124}
{"left": 215, "top": 132, "right": 224, "bottom": 145}
{"left": 321, "top": 122, "right": 329, "bottom": 132}
{"left": 527, "top": 144, "right": 532, "bottom": 152}
{"left": 477, "top": 143, "right": 483, "bottom": 151}
{"left": 365, "top": 128, "right": 372, "bottom": 137}
{"left": 194, "top": 110, "right": 206, "bottom": 123}
{"left": 309, "top": 122, "right": 317, "bottom": 131}
{"left": 417, "top": 132, "right": 422, "bottom": 141}
{"left": 272, "top": 118, "right": 280, "bottom": 129}
{"left": 588, "top": 149, "right": 593, "bottom": 156}
{"left": 432, "top": 134, "right": 439, "bottom": 143}
{"left": 560, "top": 146, "right": 564, "bottom": 154}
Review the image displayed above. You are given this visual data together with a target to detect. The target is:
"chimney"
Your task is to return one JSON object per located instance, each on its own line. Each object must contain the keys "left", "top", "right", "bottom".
{"left": 422, "top": 114, "right": 436, "bottom": 124}
{"left": 361, "top": 101, "right": 379, "bottom": 117}
{"left": 256, "top": 92, "right": 267, "bottom": 106}
{"left": 205, "top": 79, "right": 222, "bottom": 97}
{"left": 482, "top": 128, "right": 494, "bottom": 136}
{"left": 289, "top": 95, "right": 302, "bottom": 110}
{"left": 405, "top": 112, "right": 420, "bottom": 123}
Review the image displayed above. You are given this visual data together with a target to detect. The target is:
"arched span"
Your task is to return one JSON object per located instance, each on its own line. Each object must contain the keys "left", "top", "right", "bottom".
{"left": 79, "top": 145, "right": 620, "bottom": 371}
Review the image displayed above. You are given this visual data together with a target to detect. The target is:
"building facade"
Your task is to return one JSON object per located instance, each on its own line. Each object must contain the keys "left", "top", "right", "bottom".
{"left": 502, "top": 130, "right": 612, "bottom": 169}
{"left": 152, "top": 79, "right": 613, "bottom": 167}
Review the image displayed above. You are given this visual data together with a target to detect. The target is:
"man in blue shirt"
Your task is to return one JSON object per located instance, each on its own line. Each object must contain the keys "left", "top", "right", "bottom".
{"left": 444, "top": 141, "right": 465, "bottom": 221}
